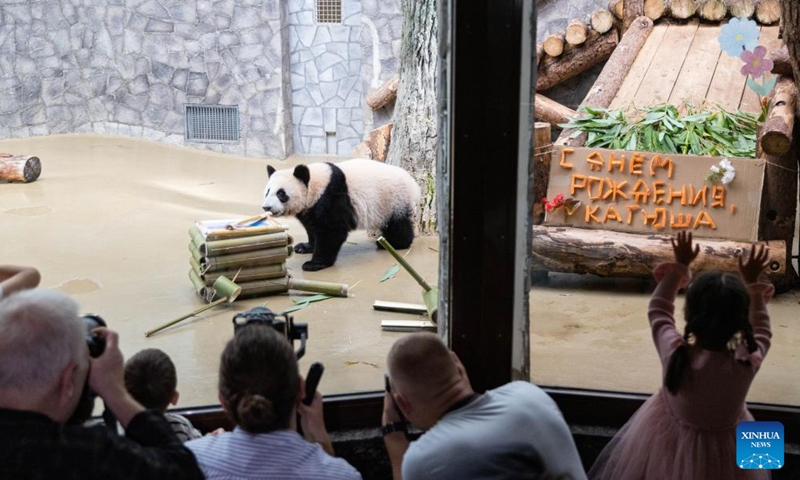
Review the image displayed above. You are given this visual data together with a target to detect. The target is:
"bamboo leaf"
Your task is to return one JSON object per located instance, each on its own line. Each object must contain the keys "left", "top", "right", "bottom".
{"left": 291, "top": 294, "right": 331, "bottom": 305}
{"left": 381, "top": 264, "right": 401, "bottom": 282}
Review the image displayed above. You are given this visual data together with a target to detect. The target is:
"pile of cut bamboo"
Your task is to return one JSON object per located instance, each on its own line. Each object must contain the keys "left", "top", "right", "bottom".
{"left": 189, "top": 217, "right": 296, "bottom": 299}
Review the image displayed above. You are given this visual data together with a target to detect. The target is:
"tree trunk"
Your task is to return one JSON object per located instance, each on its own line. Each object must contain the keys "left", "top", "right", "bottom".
{"left": 0, "top": 155, "right": 41, "bottom": 183}
{"left": 670, "top": 0, "right": 698, "bottom": 18}
{"left": 624, "top": 0, "right": 645, "bottom": 31}
{"left": 353, "top": 123, "right": 394, "bottom": 161}
{"left": 644, "top": 0, "right": 668, "bottom": 20}
{"left": 557, "top": 17, "right": 653, "bottom": 146}
{"left": 534, "top": 94, "right": 577, "bottom": 128}
{"left": 755, "top": 0, "right": 781, "bottom": 24}
{"left": 536, "top": 30, "right": 619, "bottom": 92}
{"left": 726, "top": 0, "right": 756, "bottom": 18}
{"left": 386, "top": 0, "right": 438, "bottom": 234}
{"left": 531, "top": 225, "right": 787, "bottom": 278}
{"left": 366, "top": 76, "right": 400, "bottom": 110}
{"left": 696, "top": 0, "right": 728, "bottom": 21}
{"left": 610, "top": 0, "right": 625, "bottom": 20}
{"left": 543, "top": 33, "right": 565, "bottom": 57}
{"left": 780, "top": 0, "right": 800, "bottom": 91}
{"left": 760, "top": 77, "right": 796, "bottom": 155}
{"left": 591, "top": 8, "right": 616, "bottom": 34}
{"left": 566, "top": 19, "right": 589, "bottom": 46}
{"left": 770, "top": 44, "right": 793, "bottom": 77}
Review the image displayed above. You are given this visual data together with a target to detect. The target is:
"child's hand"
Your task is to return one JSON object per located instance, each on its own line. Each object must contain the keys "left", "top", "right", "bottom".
{"left": 738, "top": 243, "right": 770, "bottom": 284}
{"left": 671, "top": 231, "right": 700, "bottom": 266}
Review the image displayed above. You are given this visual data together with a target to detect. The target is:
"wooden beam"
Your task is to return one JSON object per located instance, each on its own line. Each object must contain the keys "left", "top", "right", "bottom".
{"left": 536, "top": 30, "right": 619, "bottom": 92}
{"left": 531, "top": 225, "right": 787, "bottom": 277}
{"left": 557, "top": 17, "right": 654, "bottom": 146}
{"left": 534, "top": 94, "right": 577, "bottom": 127}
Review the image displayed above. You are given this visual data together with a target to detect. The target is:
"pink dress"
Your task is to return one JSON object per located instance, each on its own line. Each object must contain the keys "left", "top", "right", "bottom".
{"left": 589, "top": 263, "right": 774, "bottom": 480}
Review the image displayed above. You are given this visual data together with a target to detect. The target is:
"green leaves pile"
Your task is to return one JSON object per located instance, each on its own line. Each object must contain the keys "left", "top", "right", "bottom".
{"left": 560, "top": 104, "right": 759, "bottom": 158}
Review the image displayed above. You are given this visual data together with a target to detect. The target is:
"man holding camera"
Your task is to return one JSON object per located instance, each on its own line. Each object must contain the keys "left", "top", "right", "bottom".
{"left": 0, "top": 289, "right": 203, "bottom": 480}
{"left": 382, "top": 332, "right": 587, "bottom": 480}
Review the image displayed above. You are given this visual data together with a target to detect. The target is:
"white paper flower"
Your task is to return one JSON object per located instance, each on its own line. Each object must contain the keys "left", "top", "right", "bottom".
{"left": 710, "top": 165, "right": 720, "bottom": 173}
{"left": 706, "top": 158, "right": 736, "bottom": 185}
{"left": 721, "top": 170, "right": 736, "bottom": 185}
{"left": 719, "top": 158, "right": 734, "bottom": 171}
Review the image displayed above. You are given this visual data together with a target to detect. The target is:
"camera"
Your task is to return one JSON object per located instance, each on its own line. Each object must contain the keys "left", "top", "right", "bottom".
{"left": 82, "top": 314, "right": 107, "bottom": 358}
{"left": 232, "top": 307, "right": 308, "bottom": 359}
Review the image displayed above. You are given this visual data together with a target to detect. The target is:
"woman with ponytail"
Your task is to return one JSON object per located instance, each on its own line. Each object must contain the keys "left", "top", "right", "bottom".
{"left": 590, "top": 231, "right": 774, "bottom": 480}
{"left": 186, "top": 325, "right": 362, "bottom": 479}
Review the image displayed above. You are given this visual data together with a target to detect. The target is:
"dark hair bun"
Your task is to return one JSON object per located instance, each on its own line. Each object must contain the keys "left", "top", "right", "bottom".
{"left": 237, "top": 394, "right": 276, "bottom": 432}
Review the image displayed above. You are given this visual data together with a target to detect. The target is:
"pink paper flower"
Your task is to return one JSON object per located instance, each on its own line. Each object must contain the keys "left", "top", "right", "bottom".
{"left": 740, "top": 46, "right": 774, "bottom": 77}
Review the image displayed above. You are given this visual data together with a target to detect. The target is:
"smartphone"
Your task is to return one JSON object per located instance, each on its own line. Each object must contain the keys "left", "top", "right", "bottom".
{"left": 302, "top": 362, "right": 325, "bottom": 405}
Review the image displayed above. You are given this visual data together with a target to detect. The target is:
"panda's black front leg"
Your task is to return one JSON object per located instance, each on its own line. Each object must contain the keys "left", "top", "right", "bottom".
{"left": 302, "top": 229, "right": 347, "bottom": 271}
{"left": 294, "top": 225, "right": 316, "bottom": 254}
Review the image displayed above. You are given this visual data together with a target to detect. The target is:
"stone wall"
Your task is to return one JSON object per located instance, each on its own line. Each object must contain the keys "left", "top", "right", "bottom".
{"left": 0, "top": 0, "right": 292, "bottom": 159}
{"left": 288, "top": 0, "right": 364, "bottom": 156}
{"left": 359, "top": 0, "right": 402, "bottom": 136}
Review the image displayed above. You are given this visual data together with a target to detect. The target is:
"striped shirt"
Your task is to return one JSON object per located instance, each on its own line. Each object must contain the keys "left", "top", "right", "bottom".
{"left": 165, "top": 413, "right": 202, "bottom": 443}
{"left": 186, "top": 428, "right": 362, "bottom": 480}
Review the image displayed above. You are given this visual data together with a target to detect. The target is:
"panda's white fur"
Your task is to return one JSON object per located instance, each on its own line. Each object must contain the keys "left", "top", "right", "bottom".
{"left": 262, "top": 159, "right": 420, "bottom": 271}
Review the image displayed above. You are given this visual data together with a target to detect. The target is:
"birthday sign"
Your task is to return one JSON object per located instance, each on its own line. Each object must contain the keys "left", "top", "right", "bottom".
{"left": 544, "top": 147, "right": 766, "bottom": 242}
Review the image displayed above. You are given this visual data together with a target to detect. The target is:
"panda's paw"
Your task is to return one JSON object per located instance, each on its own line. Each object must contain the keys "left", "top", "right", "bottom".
{"left": 302, "top": 260, "right": 332, "bottom": 271}
{"left": 294, "top": 243, "right": 314, "bottom": 254}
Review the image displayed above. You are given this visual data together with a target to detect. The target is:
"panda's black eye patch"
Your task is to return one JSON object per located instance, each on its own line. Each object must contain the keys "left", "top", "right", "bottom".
{"left": 277, "top": 189, "right": 289, "bottom": 203}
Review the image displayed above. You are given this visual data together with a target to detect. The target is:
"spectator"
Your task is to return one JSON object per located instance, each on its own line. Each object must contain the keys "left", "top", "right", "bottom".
{"left": 0, "top": 289, "right": 203, "bottom": 480}
{"left": 0, "top": 265, "right": 40, "bottom": 299}
{"left": 124, "top": 348, "right": 202, "bottom": 442}
{"left": 382, "top": 332, "right": 587, "bottom": 480}
{"left": 186, "top": 324, "right": 361, "bottom": 480}
{"left": 589, "top": 232, "right": 773, "bottom": 480}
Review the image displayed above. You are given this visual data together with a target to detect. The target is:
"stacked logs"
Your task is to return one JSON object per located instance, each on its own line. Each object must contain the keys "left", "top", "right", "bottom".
{"left": 609, "top": 0, "right": 780, "bottom": 24}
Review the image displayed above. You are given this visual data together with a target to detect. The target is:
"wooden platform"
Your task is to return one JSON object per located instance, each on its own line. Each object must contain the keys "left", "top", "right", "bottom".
{"left": 608, "top": 21, "right": 782, "bottom": 114}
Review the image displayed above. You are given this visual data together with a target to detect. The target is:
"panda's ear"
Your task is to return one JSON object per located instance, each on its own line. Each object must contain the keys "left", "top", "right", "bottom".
{"left": 293, "top": 165, "right": 310, "bottom": 186}
{"left": 267, "top": 165, "right": 276, "bottom": 177}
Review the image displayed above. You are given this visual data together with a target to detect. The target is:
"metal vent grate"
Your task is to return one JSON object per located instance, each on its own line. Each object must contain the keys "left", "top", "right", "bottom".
{"left": 184, "top": 104, "right": 240, "bottom": 143}
{"left": 316, "top": 0, "right": 342, "bottom": 24}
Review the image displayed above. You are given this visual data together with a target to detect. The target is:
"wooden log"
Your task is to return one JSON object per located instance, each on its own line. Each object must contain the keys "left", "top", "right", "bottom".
{"left": 536, "top": 42, "right": 544, "bottom": 66}
{"left": 532, "top": 123, "right": 552, "bottom": 225}
{"left": 624, "top": 0, "right": 645, "bottom": 31}
{"left": 566, "top": 19, "right": 589, "bottom": 45}
{"left": 755, "top": 0, "right": 781, "bottom": 24}
{"left": 782, "top": 0, "right": 800, "bottom": 94}
{"left": 758, "top": 148, "right": 798, "bottom": 289}
{"left": 536, "top": 30, "right": 619, "bottom": 92}
{"left": 760, "top": 77, "right": 797, "bottom": 155}
{"left": 531, "top": 225, "right": 787, "bottom": 278}
{"left": 557, "top": 17, "right": 653, "bottom": 146}
{"left": 591, "top": 8, "right": 616, "bottom": 34}
{"left": 670, "top": 0, "right": 698, "bottom": 18}
{"left": 534, "top": 94, "right": 577, "bottom": 127}
{"left": 353, "top": 123, "right": 393, "bottom": 161}
{"left": 696, "top": 0, "right": 728, "bottom": 21}
{"left": 542, "top": 33, "right": 565, "bottom": 57}
{"left": 644, "top": 0, "right": 668, "bottom": 20}
{"left": 0, "top": 155, "right": 41, "bottom": 183}
{"left": 770, "top": 44, "right": 793, "bottom": 76}
{"left": 725, "top": 0, "right": 756, "bottom": 18}
{"left": 610, "top": 0, "right": 625, "bottom": 20}
{"left": 366, "top": 76, "right": 399, "bottom": 110}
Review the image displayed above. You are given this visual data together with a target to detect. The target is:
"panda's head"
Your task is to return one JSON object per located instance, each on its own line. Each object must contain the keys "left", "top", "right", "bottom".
{"left": 262, "top": 164, "right": 311, "bottom": 216}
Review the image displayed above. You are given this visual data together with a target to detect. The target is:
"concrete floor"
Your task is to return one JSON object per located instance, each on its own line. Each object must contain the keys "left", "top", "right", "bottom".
{"left": 2, "top": 134, "right": 796, "bottom": 408}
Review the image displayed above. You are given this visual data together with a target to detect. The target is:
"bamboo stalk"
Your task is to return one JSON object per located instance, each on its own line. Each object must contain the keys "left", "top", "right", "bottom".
{"left": 194, "top": 220, "right": 287, "bottom": 241}
{"left": 377, "top": 237, "right": 432, "bottom": 291}
{"left": 145, "top": 297, "right": 227, "bottom": 337}
{"left": 189, "top": 268, "right": 205, "bottom": 295}
{"left": 199, "top": 245, "right": 292, "bottom": 272}
{"left": 197, "top": 231, "right": 292, "bottom": 256}
{"left": 196, "top": 263, "right": 288, "bottom": 286}
{"left": 236, "top": 277, "right": 291, "bottom": 297}
{"left": 288, "top": 278, "right": 349, "bottom": 297}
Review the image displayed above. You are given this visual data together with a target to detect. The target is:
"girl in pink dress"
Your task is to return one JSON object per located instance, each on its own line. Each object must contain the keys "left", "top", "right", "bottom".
{"left": 589, "top": 232, "right": 774, "bottom": 480}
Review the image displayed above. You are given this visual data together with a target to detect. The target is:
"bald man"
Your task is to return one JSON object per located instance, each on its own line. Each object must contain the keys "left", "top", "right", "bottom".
{"left": 382, "top": 333, "right": 587, "bottom": 480}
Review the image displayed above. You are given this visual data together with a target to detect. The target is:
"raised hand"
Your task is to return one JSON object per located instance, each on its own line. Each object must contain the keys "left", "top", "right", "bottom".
{"left": 738, "top": 243, "right": 770, "bottom": 284}
{"left": 671, "top": 231, "right": 700, "bottom": 266}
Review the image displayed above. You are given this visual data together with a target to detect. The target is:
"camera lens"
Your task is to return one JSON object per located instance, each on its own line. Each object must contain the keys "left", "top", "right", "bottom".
{"left": 82, "top": 314, "right": 107, "bottom": 358}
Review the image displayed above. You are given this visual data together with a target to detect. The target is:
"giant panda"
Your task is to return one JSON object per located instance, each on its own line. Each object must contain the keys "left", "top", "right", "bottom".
{"left": 262, "top": 159, "right": 421, "bottom": 271}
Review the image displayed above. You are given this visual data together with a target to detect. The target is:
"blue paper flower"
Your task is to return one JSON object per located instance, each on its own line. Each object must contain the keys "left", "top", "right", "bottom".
{"left": 718, "top": 17, "right": 759, "bottom": 57}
